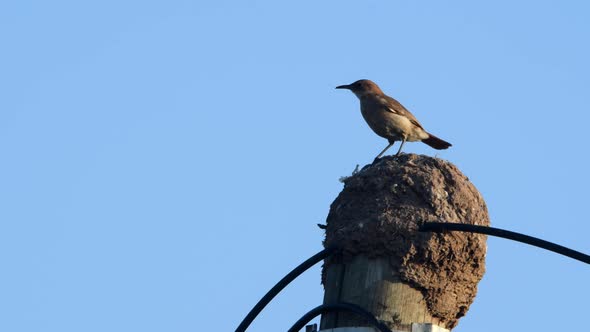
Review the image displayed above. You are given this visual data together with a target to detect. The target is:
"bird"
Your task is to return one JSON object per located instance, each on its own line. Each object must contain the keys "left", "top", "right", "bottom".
{"left": 336, "top": 79, "right": 451, "bottom": 162}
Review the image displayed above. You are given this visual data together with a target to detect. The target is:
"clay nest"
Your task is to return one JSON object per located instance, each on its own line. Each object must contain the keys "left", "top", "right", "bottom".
{"left": 323, "top": 154, "right": 489, "bottom": 329}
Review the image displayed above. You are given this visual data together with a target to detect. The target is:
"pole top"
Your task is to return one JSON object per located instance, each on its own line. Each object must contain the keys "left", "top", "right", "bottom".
{"left": 323, "top": 154, "right": 489, "bottom": 329}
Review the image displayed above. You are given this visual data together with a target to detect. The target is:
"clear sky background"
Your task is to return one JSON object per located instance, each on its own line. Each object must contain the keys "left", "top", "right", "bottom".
{"left": 1, "top": 1, "right": 589, "bottom": 332}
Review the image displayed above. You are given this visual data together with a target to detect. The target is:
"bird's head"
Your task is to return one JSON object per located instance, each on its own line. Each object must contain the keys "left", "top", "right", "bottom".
{"left": 336, "top": 79, "right": 383, "bottom": 98}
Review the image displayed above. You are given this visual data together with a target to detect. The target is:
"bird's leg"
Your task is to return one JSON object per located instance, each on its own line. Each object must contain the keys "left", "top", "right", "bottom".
{"left": 373, "top": 141, "right": 395, "bottom": 164}
{"left": 395, "top": 137, "right": 407, "bottom": 156}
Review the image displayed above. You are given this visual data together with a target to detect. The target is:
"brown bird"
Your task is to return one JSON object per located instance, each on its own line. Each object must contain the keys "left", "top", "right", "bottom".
{"left": 336, "top": 79, "right": 451, "bottom": 161}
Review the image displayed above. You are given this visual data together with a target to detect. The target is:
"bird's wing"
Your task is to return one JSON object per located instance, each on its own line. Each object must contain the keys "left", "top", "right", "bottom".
{"left": 380, "top": 95, "right": 424, "bottom": 130}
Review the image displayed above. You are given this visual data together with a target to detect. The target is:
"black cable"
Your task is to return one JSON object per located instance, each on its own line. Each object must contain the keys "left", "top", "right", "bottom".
{"left": 287, "top": 302, "right": 392, "bottom": 332}
{"left": 235, "top": 247, "right": 339, "bottom": 332}
{"left": 420, "top": 222, "right": 590, "bottom": 264}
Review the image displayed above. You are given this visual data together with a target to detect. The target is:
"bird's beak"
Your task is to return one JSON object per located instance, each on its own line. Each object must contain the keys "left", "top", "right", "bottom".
{"left": 335, "top": 84, "right": 351, "bottom": 90}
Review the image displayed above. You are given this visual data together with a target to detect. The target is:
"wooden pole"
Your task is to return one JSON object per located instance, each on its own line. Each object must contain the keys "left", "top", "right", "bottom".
{"left": 320, "top": 154, "right": 489, "bottom": 331}
{"left": 321, "top": 256, "right": 441, "bottom": 331}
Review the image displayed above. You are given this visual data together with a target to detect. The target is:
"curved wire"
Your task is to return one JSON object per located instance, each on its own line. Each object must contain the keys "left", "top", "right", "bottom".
{"left": 235, "top": 247, "right": 339, "bottom": 332}
{"left": 419, "top": 222, "right": 590, "bottom": 264}
{"left": 287, "top": 302, "right": 392, "bottom": 332}
{"left": 239, "top": 222, "right": 588, "bottom": 331}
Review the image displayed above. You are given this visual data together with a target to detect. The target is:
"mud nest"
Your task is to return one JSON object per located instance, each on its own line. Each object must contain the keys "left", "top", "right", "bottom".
{"left": 323, "top": 154, "right": 489, "bottom": 329}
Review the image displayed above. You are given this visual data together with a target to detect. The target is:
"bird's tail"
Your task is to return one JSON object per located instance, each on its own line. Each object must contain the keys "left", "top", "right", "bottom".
{"left": 422, "top": 133, "right": 452, "bottom": 150}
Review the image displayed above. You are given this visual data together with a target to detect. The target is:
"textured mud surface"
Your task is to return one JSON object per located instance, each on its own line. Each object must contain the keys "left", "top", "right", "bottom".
{"left": 323, "top": 154, "right": 489, "bottom": 329}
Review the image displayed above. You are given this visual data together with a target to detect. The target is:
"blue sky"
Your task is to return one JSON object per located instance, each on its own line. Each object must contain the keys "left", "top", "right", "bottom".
{"left": 1, "top": 1, "right": 589, "bottom": 331}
